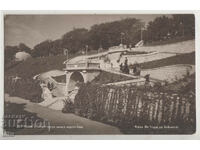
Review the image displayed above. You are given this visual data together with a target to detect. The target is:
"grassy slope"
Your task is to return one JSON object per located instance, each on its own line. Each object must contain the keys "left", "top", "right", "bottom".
{"left": 140, "top": 52, "right": 195, "bottom": 69}
{"left": 4, "top": 102, "right": 48, "bottom": 135}
{"left": 145, "top": 36, "right": 194, "bottom": 46}
{"left": 5, "top": 55, "right": 67, "bottom": 78}
{"left": 92, "top": 71, "right": 133, "bottom": 84}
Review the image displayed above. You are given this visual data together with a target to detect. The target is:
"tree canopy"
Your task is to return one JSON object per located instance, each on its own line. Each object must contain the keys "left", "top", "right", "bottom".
{"left": 5, "top": 14, "right": 195, "bottom": 59}
{"left": 5, "top": 43, "right": 31, "bottom": 63}
{"left": 145, "top": 14, "right": 195, "bottom": 42}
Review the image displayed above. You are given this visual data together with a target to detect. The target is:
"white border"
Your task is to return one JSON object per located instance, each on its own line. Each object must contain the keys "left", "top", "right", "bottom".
{"left": 0, "top": 10, "right": 199, "bottom": 140}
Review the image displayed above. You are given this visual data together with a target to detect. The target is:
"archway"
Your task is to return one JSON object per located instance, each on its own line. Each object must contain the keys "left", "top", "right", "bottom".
{"left": 68, "top": 71, "right": 84, "bottom": 92}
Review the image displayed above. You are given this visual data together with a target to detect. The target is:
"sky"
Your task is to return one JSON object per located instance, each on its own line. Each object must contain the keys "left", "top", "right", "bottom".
{"left": 4, "top": 14, "right": 171, "bottom": 48}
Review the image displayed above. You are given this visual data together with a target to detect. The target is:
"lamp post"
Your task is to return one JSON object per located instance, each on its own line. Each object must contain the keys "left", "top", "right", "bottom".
{"left": 66, "top": 49, "right": 68, "bottom": 61}
{"left": 85, "top": 45, "right": 89, "bottom": 67}
{"left": 141, "top": 27, "right": 144, "bottom": 41}
{"left": 64, "top": 49, "right": 69, "bottom": 69}
{"left": 180, "top": 22, "right": 185, "bottom": 37}
{"left": 85, "top": 45, "right": 88, "bottom": 56}
{"left": 120, "top": 32, "right": 125, "bottom": 45}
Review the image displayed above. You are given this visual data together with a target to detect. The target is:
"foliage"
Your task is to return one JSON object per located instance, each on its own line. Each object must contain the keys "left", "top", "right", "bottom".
{"left": 87, "top": 18, "right": 144, "bottom": 49}
{"left": 172, "top": 14, "right": 195, "bottom": 37}
{"left": 18, "top": 43, "right": 31, "bottom": 54}
{"left": 30, "top": 18, "right": 144, "bottom": 57}
{"left": 62, "top": 28, "right": 89, "bottom": 54}
{"left": 4, "top": 77, "right": 43, "bottom": 103}
{"left": 74, "top": 77, "right": 195, "bottom": 134}
{"left": 74, "top": 82, "right": 100, "bottom": 119}
{"left": 32, "top": 40, "right": 53, "bottom": 57}
{"left": 62, "top": 98, "right": 75, "bottom": 113}
{"left": 145, "top": 16, "right": 173, "bottom": 42}
{"left": 5, "top": 43, "right": 31, "bottom": 64}
{"left": 5, "top": 15, "right": 195, "bottom": 59}
{"left": 145, "top": 14, "right": 195, "bottom": 43}
{"left": 32, "top": 39, "right": 64, "bottom": 57}
{"left": 5, "top": 45, "right": 19, "bottom": 64}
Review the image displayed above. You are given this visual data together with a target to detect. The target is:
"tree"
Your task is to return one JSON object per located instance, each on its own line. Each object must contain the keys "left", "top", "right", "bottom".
{"left": 87, "top": 18, "right": 144, "bottom": 49}
{"left": 172, "top": 14, "right": 195, "bottom": 37}
{"left": 146, "top": 16, "right": 173, "bottom": 42}
{"left": 32, "top": 40, "right": 52, "bottom": 57}
{"left": 18, "top": 43, "right": 31, "bottom": 54}
{"left": 5, "top": 45, "right": 19, "bottom": 63}
{"left": 49, "top": 39, "right": 63, "bottom": 55}
{"left": 145, "top": 14, "right": 195, "bottom": 43}
{"left": 62, "top": 28, "right": 89, "bottom": 54}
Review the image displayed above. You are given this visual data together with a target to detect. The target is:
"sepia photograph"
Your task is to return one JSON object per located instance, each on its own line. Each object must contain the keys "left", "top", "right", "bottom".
{"left": 3, "top": 13, "right": 196, "bottom": 135}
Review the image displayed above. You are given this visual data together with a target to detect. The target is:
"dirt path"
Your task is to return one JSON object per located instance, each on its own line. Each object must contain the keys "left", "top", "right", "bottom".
{"left": 4, "top": 94, "right": 121, "bottom": 135}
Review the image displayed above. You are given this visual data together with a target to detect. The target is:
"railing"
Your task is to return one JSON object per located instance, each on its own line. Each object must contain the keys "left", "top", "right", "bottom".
{"left": 74, "top": 84, "right": 196, "bottom": 133}
{"left": 106, "top": 78, "right": 146, "bottom": 86}
{"left": 66, "top": 62, "right": 100, "bottom": 70}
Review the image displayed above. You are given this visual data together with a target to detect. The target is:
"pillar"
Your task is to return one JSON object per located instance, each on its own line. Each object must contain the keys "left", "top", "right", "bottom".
{"left": 81, "top": 70, "right": 88, "bottom": 83}
{"left": 65, "top": 71, "right": 72, "bottom": 96}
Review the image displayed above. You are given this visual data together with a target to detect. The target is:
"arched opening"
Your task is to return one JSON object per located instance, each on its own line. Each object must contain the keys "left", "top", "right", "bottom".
{"left": 68, "top": 71, "right": 84, "bottom": 92}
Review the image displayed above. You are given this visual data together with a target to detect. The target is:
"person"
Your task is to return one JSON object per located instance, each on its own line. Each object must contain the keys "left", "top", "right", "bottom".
{"left": 137, "top": 64, "right": 141, "bottom": 76}
{"left": 123, "top": 57, "right": 129, "bottom": 74}
{"left": 129, "top": 44, "right": 132, "bottom": 50}
{"left": 127, "top": 67, "right": 130, "bottom": 74}
{"left": 124, "top": 57, "right": 128, "bottom": 66}
{"left": 120, "top": 63, "right": 123, "bottom": 72}
{"left": 144, "top": 74, "right": 150, "bottom": 84}
{"left": 133, "top": 64, "right": 137, "bottom": 74}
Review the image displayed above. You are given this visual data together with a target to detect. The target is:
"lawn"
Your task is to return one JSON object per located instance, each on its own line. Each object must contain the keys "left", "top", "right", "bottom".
{"left": 145, "top": 36, "right": 194, "bottom": 46}
{"left": 52, "top": 75, "right": 66, "bottom": 83}
{"left": 92, "top": 71, "right": 133, "bottom": 84}
{"left": 4, "top": 102, "right": 49, "bottom": 135}
{"left": 5, "top": 55, "right": 67, "bottom": 78}
{"left": 140, "top": 52, "right": 195, "bottom": 69}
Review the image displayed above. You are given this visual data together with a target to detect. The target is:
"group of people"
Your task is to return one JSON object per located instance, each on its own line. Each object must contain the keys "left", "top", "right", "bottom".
{"left": 119, "top": 57, "right": 129, "bottom": 74}
{"left": 119, "top": 57, "right": 141, "bottom": 76}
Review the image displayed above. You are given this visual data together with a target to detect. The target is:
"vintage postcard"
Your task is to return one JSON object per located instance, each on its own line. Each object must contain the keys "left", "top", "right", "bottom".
{"left": 2, "top": 12, "right": 196, "bottom": 137}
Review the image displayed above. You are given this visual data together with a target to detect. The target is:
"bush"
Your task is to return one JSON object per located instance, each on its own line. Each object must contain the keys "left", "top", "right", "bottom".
{"left": 62, "top": 98, "right": 75, "bottom": 113}
{"left": 4, "top": 77, "right": 43, "bottom": 103}
{"left": 74, "top": 82, "right": 100, "bottom": 119}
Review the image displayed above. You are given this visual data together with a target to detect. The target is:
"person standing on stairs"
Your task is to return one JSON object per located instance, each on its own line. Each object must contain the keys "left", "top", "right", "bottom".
{"left": 124, "top": 57, "right": 129, "bottom": 74}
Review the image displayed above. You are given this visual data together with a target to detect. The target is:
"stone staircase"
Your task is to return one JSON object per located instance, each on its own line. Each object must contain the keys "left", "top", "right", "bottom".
{"left": 38, "top": 88, "right": 79, "bottom": 111}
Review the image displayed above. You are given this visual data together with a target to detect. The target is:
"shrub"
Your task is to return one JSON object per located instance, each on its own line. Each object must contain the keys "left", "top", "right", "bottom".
{"left": 62, "top": 97, "right": 75, "bottom": 113}
{"left": 4, "top": 77, "right": 43, "bottom": 103}
{"left": 74, "top": 82, "right": 100, "bottom": 119}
